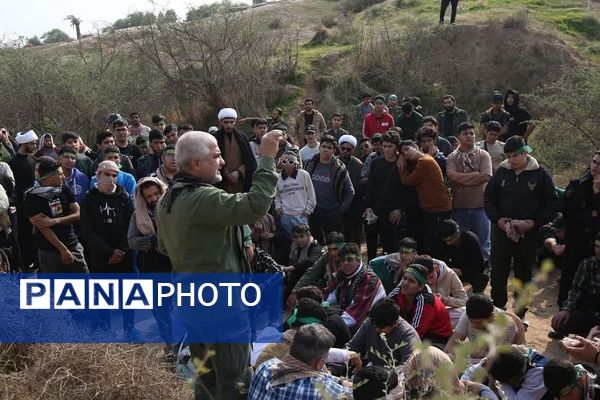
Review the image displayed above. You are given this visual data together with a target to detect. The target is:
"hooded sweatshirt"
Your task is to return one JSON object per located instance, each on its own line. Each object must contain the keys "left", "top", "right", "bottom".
{"left": 35, "top": 133, "right": 59, "bottom": 159}
{"left": 484, "top": 156, "right": 559, "bottom": 228}
{"left": 503, "top": 89, "right": 532, "bottom": 137}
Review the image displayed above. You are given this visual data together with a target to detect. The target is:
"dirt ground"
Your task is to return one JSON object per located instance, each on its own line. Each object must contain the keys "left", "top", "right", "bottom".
{"left": 503, "top": 268, "right": 564, "bottom": 359}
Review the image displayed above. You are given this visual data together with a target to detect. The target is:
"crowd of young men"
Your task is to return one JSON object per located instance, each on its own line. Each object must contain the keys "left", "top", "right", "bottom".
{"left": 1, "top": 89, "right": 599, "bottom": 400}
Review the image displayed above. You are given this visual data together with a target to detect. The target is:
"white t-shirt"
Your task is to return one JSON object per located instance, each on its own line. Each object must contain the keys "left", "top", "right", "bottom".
{"left": 299, "top": 142, "right": 320, "bottom": 165}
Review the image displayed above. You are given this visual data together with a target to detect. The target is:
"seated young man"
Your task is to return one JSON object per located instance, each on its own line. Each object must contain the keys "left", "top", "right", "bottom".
{"left": 369, "top": 237, "right": 419, "bottom": 293}
{"left": 249, "top": 324, "right": 353, "bottom": 399}
{"left": 402, "top": 346, "right": 499, "bottom": 399}
{"left": 462, "top": 345, "right": 550, "bottom": 400}
{"left": 291, "top": 231, "right": 344, "bottom": 293}
{"left": 419, "top": 254, "right": 468, "bottom": 328}
{"left": 294, "top": 285, "right": 350, "bottom": 349}
{"left": 323, "top": 243, "right": 385, "bottom": 330}
{"left": 347, "top": 298, "right": 420, "bottom": 367}
{"left": 443, "top": 293, "right": 526, "bottom": 361}
{"left": 282, "top": 224, "right": 322, "bottom": 300}
{"left": 550, "top": 233, "right": 600, "bottom": 339}
{"left": 543, "top": 359, "right": 599, "bottom": 400}
{"left": 353, "top": 366, "right": 403, "bottom": 400}
{"left": 438, "top": 219, "right": 489, "bottom": 293}
{"left": 389, "top": 263, "right": 453, "bottom": 346}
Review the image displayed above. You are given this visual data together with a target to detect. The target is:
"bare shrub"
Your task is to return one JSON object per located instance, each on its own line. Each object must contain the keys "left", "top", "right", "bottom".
{"left": 2, "top": 343, "right": 192, "bottom": 399}
{"left": 321, "top": 15, "right": 338, "bottom": 28}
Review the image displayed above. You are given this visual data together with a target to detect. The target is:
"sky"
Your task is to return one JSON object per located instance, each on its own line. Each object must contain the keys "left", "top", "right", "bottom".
{"left": 0, "top": 0, "right": 243, "bottom": 41}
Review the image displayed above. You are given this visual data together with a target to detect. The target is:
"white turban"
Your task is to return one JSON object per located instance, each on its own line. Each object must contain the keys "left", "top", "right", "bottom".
{"left": 217, "top": 108, "right": 238, "bottom": 120}
{"left": 15, "top": 130, "right": 38, "bottom": 145}
{"left": 338, "top": 134, "right": 357, "bottom": 148}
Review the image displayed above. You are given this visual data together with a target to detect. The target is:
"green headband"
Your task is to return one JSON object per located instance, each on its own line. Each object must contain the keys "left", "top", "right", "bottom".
{"left": 405, "top": 266, "right": 427, "bottom": 285}
{"left": 286, "top": 309, "right": 323, "bottom": 326}
{"left": 512, "top": 145, "right": 533, "bottom": 155}
{"left": 60, "top": 152, "right": 77, "bottom": 159}
{"left": 162, "top": 149, "right": 175, "bottom": 157}
{"left": 38, "top": 168, "right": 63, "bottom": 181}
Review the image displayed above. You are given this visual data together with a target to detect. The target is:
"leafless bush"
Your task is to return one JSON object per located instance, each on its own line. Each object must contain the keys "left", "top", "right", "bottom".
{"left": 1, "top": 343, "right": 192, "bottom": 399}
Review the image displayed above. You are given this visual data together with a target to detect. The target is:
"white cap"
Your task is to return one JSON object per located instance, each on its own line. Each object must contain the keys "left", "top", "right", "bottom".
{"left": 15, "top": 130, "right": 38, "bottom": 145}
{"left": 217, "top": 108, "right": 238, "bottom": 120}
{"left": 338, "top": 134, "right": 357, "bottom": 148}
{"left": 208, "top": 126, "right": 218, "bottom": 134}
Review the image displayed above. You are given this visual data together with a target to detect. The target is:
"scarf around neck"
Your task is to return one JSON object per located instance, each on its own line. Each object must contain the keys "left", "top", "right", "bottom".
{"left": 270, "top": 354, "right": 321, "bottom": 387}
{"left": 162, "top": 172, "right": 208, "bottom": 213}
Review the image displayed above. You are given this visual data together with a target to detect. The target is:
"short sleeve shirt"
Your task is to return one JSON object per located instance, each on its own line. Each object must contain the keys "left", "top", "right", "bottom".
{"left": 25, "top": 185, "right": 78, "bottom": 252}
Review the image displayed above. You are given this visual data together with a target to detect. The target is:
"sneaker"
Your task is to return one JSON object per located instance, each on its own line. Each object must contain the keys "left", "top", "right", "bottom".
{"left": 548, "top": 330, "right": 565, "bottom": 340}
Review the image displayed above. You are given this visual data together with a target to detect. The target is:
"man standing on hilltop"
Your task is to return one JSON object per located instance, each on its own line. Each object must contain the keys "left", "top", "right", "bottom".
{"left": 294, "top": 98, "right": 326, "bottom": 147}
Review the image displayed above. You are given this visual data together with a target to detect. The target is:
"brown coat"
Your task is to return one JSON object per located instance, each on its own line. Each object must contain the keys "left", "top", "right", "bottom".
{"left": 293, "top": 110, "right": 326, "bottom": 146}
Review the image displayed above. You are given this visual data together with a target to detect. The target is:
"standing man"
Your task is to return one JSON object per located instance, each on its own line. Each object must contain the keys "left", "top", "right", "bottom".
{"left": 557, "top": 151, "right": 600, "bottom": 307}
{"left": 439, "top": 0, "right": 459, "bottom": 24}
{"left": 398, "top": 140, "right": 452, "bottom": 257}
{"left": 484, "top": 136, "right": 559, "bottom": 319}
{"left": 299, "top": 125, "right": 320, "bottom": 166}
{"left": 395, "top": 102, "right": 423, "bottom": 141}
{"left": 338, "top": 135, "right": 364, "bottom": 245}
{"left": 305, "top": 135, "right": 354, "bottom": 245}
{"left": 213, "top": 108, "right": 257, "bottom": 194}
{"left": 363, "top": 95, "right": 394, "bottom": 139}
{"left": 10, "top": 130, "right": 38, "bottom": 270}
{"left": 356, "top": 93, "right": 374, "bottom": 123}
{"left": 446, "top": 122, "right": 493, "bottom": 261}
{"left": 364, "top": 132, "right": 419, "bottom": 260}
{"left": 128, "top": 112, "right": 151, "bottom": 139}
{"left": 269, "top": 107, "right": 289, "bottom": 133}
{"left": 293, "top": 98, "right": 326, "bottom": 147}
{"left": 476, "top": 121, "right": 505, "bottom": 172}
{"left": 113, "top": 118, "right": 143, "bottom": 170}
{"left": 504, "top": 89, "right": 535, "bottom": 140}
{"left": 480, "top": 91, "right": 511, "bottom": 141}
{"left": 58, "top": 146, "right": 90, "bottom": 204}
{"left": 156, "top": 130, "right": 284, "bottom": 399}
{"left": 61, "top": 132, "right": 94, "bottom": 178}
{"left": 325, "top": 113, "right": 349, "bottom": 141}
{"left": 387, "top": 94, "right": 401, "bottom": 119}
{"left": 25, "top": 156, "right": 88, "bottom": 273}
{"left": 136, "top": 129, "right": 166, "bottom": 178}
{"left": 436, "top": 95, "right": 469, "bottom": 138}
{"left": 153, "top": 145, "right": 177, "bottom": 185}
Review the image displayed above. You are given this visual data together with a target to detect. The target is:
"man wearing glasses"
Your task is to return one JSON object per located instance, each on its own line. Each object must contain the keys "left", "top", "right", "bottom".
{"left": 274, "top": 151, "right": 316, "bottom": 239}
{"left": 363, "top": 95, "right": 395, "bottom": 139}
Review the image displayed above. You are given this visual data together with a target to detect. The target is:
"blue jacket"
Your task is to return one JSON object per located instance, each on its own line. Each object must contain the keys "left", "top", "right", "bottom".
{"left": 64, "top": 167, "right": 90, "bottom": 204}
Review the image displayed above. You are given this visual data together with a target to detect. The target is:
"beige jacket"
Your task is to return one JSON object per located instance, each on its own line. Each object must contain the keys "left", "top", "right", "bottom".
{"left": 293, "top": 110, "right": 326, "bottom": 146}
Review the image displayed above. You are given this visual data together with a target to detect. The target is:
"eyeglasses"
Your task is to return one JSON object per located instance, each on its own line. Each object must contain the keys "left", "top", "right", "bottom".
{"left": 280, "top": 159, "right": 296, "bottom": 165}
{"left": 115, "top": 127, "right": 127, "bottom": 132}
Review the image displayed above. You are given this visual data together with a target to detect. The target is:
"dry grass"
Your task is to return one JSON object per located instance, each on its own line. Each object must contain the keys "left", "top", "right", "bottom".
{"left": 0, "top": 343, "right": 192, "bottom": 399}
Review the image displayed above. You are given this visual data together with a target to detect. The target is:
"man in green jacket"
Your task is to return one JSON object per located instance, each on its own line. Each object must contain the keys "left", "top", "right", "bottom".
{"left": 155, "top": 129, "right": 283, "bottom": 399}
{"left": 436, "top": 95, "right": 469, "bottom": 138}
